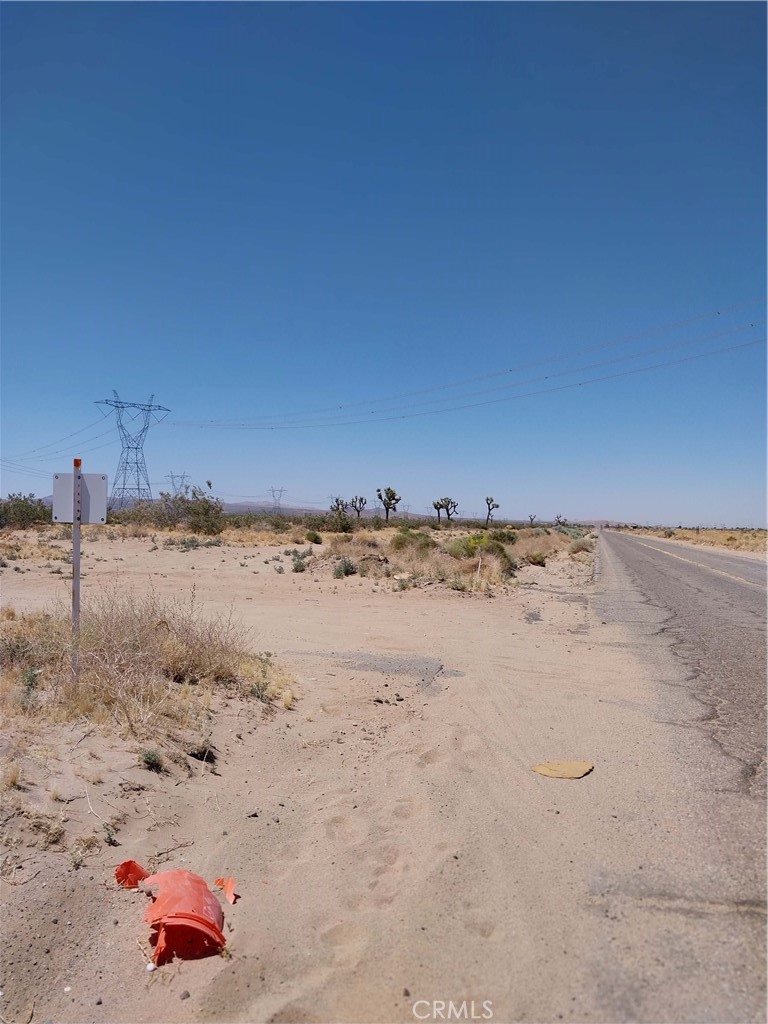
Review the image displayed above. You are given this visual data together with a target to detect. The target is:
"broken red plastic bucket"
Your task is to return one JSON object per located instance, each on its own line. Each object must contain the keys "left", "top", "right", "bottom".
{"left": 116, "top": 860, "right": 235, "bottom": 965}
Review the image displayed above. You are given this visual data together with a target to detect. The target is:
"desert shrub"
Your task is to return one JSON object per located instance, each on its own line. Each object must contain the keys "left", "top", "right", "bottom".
{"left": 390, "top": 528, "right": 437, "bottom": 554}
{"left": 446, "top": 537, "right": 470, "bottom": 559}
{"left": 445, "top": 532, "right": 515, "bottom": 576}
{"left": 265, "top": 517, "right": 289, "bottom": 533}
{"left": 140, "top": 749, "right": 164, "bottom": 773}
{"left": 111, "top": 487, "right": 225, "bottom": 535}
{"left": 333, "top": 556, "right": 358, "bottom": 578}
{"left": 490, "top": 528, "right": 517, "bottom": 544}
{"left": 329, "top": 512, "right": 353, "bottom": 534}
{"left": 306, "top": 531, "right": 322, "bottom": 544}
{"left": 291, "top": 552, "right": 308, "bottom": 572}
{"left": 0, "top": 589, "right": 294, "bottom": 738}
{"left": 569, "top": 538, "right": 594, "bottom": 554}
{"left": 526, "top": 551, "right": 546, "bottom": 566}
{"left": 0, "top": 494, "right": 49, "bottom": 529}
{"left": 663, "top": 529, "right": 676, "bottom": 538}
{"left": 554, "top": 524, "right": 590, "bottom": 540}
{"left": 184, "top": 493, "right": 225, "bottom": 535}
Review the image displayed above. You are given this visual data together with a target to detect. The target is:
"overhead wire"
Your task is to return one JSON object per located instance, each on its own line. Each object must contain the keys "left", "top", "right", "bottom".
{"left": 181, "top": 320, "right": 763, "bottom": 429}
{"left": 0, "top": 459, "right": 55, "bottom": 482}
{"left": 3, "top": 414, "right": 111, "bottom": 461}
{"left": 21, "top": 426, "right": 121, "bottom": 463}
{"left": 170, "top": 298, "right": 764, "bottom": 427}
{"left": 1, "top": 302, "right": 764, "bottom": 489}
{"left": 185, "top": 338, "right": 764, "bottom": 430}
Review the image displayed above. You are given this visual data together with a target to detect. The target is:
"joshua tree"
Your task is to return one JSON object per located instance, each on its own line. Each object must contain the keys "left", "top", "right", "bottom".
{"left": 442, "top": 498, "right": 459, "bottom": 521}
{"left": 528, "top": 514, "right": 537, "bottom": 526}
{"left": 554, "top": 514, "right": 567, "bottom": 526}
{"left": 376, "top": 487, "right": 401, "bottom": 522}
{"left": 330, "top": 497, "right": 349, "bottom": 515}
{"left": 434, "top": 497, "right": 458, "bottom": 521}
{"left": 484, "top": 496, "right": 500, "bottom": 528}
{"left": 350, "top": 495, "right": 367, "bottom": 518}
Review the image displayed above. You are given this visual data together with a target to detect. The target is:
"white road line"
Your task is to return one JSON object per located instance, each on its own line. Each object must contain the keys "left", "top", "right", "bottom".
{"left": 634, "top": 541, "right": 766, "bottom": 589}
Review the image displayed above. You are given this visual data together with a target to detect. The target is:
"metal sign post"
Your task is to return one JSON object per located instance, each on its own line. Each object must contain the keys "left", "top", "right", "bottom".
{"left": 52, "top": 461, "right": 107, "bottom": 680}
{"left": 72, "top": 458, "right": 82, "bottom": 676}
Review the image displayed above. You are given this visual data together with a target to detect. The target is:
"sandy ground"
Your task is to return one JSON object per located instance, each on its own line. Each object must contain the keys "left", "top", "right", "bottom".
{"left": 1, "top": 533, "right": 764, "bottom": 1023}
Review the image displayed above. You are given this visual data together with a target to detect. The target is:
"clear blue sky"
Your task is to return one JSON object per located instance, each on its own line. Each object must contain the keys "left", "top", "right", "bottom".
{"left": 2, "top": 2, "right": 765, "bottom": 525}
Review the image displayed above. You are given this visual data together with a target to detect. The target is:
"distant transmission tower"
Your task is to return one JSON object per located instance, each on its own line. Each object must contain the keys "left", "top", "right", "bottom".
{"left": 96, "top": 391, "right": 170, "bottom": 508}
{"left": 166, "top": 471, "right": 190, "bottom": 496}
{"left": 270, "top": 486, "right": 286, "bottom": 514}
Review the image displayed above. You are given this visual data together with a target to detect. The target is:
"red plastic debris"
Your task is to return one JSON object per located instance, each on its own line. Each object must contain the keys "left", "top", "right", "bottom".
{"left": 115, "top": 860, "right": 237, "bottom": 965}
{"left": 115, "top": 859, "right": 150, "bottom": 888}
{"left": 214, "top": 876, "right": 239, "bottom": 905}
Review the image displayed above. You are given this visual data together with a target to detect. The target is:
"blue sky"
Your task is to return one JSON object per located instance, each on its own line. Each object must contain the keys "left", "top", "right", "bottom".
{"left": 2, "top": 2, "right": 765, "bottom": 525}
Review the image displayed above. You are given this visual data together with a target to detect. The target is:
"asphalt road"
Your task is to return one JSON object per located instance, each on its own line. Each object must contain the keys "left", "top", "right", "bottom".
{"left": 598, "top": 531, "right": 766, "bottom": 795}
{"left": 594, "top": 530, "right": 766, "bottom": 1021}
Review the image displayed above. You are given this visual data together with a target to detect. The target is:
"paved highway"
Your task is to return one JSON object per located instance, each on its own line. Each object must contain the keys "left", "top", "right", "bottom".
{"left": 595, "top": 530, "right": 766, "bottom": 1021}
{"left": 599, "top": 530, "right": 766, "bottom": 795}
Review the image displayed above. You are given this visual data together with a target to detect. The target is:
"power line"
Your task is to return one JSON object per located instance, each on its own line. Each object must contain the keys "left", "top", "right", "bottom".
{"left": 22, "top": 426, "right": 121, "bottom": 462}
{"left": 3, "top": 415, "right": 111, "bottom": 461}
{"left": 0, "top": 459, "right": 53, "bottom": 482}
{"left": 178, "top": 338, "right": 764, "bottom": 431}
{"left": 177, "top": 320, "right": 763, "bottom": 430}
{"left": 170, "top": 298, "right": 764, "bottom": 428}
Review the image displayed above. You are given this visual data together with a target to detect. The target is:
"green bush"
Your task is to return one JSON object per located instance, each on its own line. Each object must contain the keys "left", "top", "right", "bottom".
{"left": 330, "top": 512, "right": 353, "bottom": 534}
{"left": 111, "top": 487, "right": 225, "bottom": 535}
{"left": 0, "top": 493, "right": 49, "bottom": 529}
{"left": 333, "top": 556, "right": 358, "bottom": 578}
{"left": 445, "top": 532, "right": 515, "bottom": 575}
{"left": 186, "top": 494, "right": 225, "bottom": 535}
{"left": 526, "top": 551, "right": 546, "bottom": 566}
{"left": 489, "top": 528, "right": 517, "bottom": 544}
{"left": 140, "top": 749, "right": 164, "bottom": 773}
{"left": 306, "top": 531, "right": 322, "bottom": 544}
{"left": 390, "top": 528, "right": 437, "bottom": 554}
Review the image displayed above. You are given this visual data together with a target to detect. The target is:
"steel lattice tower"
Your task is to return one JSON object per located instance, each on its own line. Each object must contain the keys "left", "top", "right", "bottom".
{"left": 96, "top": 391, "right": 170, "bottom": 508}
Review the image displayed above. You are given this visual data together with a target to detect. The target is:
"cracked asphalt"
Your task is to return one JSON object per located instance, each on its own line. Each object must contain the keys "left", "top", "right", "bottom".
{"left": 595, "top": 530, "right": 766, "bottom": 1021}
{"left": 598, "top": 531, "right": 766, "bottom": 795}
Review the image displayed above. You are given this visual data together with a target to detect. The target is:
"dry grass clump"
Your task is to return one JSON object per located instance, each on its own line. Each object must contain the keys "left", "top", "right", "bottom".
{"left": 569, "top": 537, "right": 594, "bottom": 555}
{"left": 220, "top": 527, "right": 287, "bottom": 547}
{"left": 512, "top": 529, "right": 572, "bottom": 562}
{"left": 622, "top": 527, "right": 766, "bottom": 553}
{"left": 385, "top": 527, "right": 519, "bottom": 592}
{"left": 0, "top": 587, "right": 294, "bottom": 740}
{"left": 320, "top": 524, "right": 591, "bottom": 591}
{"left": 2, "top": 760, "right": 22, "bottom": 790}
{"left": 0, "top": 538, "right": 68, "bottom": 562}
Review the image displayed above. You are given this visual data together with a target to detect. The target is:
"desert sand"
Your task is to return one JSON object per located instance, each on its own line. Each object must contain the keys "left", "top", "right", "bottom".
{"left": 1, "top": 531, "right": 763, "bottom": 1023}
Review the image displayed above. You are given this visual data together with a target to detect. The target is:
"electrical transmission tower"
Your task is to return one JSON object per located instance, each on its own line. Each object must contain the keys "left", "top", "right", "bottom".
{"left": 270, "top": 486, "right": 286, "bottom": 514}
{"left": 96, "top": 391, "right": 170, "bottom": 509}
{"left": 167, "top": 471, "right": 190, "bottom": 496}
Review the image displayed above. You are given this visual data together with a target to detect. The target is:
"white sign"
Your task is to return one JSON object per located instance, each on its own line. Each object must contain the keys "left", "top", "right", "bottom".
{"left": 52, "top": 473, "right": 108, "bottom": 524}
